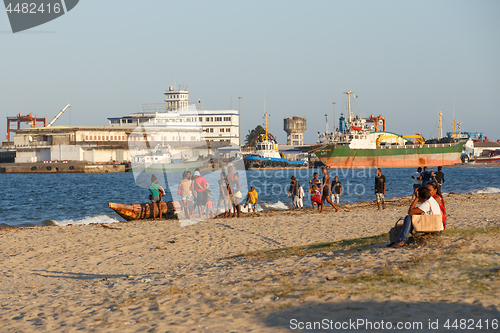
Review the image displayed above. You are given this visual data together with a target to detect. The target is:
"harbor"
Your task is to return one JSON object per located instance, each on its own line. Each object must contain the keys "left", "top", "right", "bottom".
{"left": 2, "top": 88, "right": 498, "bottom": 174}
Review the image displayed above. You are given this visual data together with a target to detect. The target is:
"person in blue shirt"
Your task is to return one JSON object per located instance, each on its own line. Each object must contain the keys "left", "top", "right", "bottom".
{"left": 420, "top": 166, "right": 431, "bottom": 187}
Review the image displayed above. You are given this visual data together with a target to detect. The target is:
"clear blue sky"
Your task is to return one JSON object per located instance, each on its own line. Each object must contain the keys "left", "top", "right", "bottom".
{"left": 1, "top": 0, "right": 499, "bottom": 143}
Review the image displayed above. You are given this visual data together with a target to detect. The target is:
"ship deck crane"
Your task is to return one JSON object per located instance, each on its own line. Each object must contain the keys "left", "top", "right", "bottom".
{"left": 47, "top": 103, "right": 71, "bottom": 127}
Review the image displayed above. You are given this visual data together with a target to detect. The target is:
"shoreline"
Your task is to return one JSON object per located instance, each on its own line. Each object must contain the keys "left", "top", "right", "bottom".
{"left": 2, "top": 188, "right": 500, "bottom": 229}
{"left": 0, "top": 192, "right": 499, "bottom": 331}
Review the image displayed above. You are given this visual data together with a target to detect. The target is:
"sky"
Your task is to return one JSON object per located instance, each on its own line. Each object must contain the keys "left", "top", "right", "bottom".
{"left": 1, "top": 0, "right": 499, "bottom": 144}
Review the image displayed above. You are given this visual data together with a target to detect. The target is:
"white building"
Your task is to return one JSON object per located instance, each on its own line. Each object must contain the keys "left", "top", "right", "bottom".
{"left": 13, "top": 126, "right": 131, "bottom": 163}
{"left": 108, "top": 86, "right": 240, "bottom": 146}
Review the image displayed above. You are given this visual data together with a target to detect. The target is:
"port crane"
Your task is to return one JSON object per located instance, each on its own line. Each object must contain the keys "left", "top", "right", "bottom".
{"left": 47, "top": 103, "right": 71, "bottom": 127}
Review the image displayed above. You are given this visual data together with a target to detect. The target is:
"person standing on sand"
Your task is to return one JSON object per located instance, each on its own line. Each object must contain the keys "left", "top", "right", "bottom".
{"left": 320, "top": 168, "right": 339, "bottom": 213}
{"left": 411, "top": 167, "right": 422, "bottom": 200}
{"left": 287, "top": 176, "right": 301, "bottom": 208}
{"left": 215, "top": 171, "right": 230, "bottom": 218}
{"left": 297, "top": 185, "right": 304, "bottom": 209}
{"left": 178, "top": 171, "right": 193, "bottom": 219}
{"left": 331, "top": 176, "right": 342, "bottom": 204}
{"left": 421, "top": 166, "right": 431, "bottom": 187}
{"left": 149, "top": 174, "right": 165, "bottom": 220}
{"left": 193, "top": 170, "right": 209, "bottom": 218}
{"left": 232, "top": 172, "right": 242, "bottom": 217}
{"left": 375, "top": 168, "right": 386, "bottom": 210}
{"left": 435, "top": 166, "right": 445, "bottom": 188}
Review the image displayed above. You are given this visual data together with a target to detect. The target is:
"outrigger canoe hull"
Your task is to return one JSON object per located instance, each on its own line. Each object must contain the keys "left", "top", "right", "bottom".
{"left": 108, "top": 201, "right": 184, "bottom": 221}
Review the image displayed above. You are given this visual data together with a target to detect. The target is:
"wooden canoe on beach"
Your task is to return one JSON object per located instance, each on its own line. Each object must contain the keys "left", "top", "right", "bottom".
{"left": 108, "top": 201, "right": 183, "bottom": 221}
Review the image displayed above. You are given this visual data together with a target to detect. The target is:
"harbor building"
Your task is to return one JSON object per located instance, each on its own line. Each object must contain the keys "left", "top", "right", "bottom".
{"left": 12, "top": 124, "right": 206, "bottom": 163}
{"left": 283, "top": 116, "right": 306, "bottom": 146}
{"left": 108, "top": 86, "right": 240, "bottom": 146}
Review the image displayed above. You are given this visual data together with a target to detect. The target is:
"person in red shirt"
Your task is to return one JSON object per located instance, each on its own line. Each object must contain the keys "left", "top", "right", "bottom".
{"left": 193, "top": 170, "right": 209, "bottom": 218}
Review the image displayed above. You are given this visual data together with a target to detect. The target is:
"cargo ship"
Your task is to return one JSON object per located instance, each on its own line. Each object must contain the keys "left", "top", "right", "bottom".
{"left": 314, "top": 91, "right": 466, "bottom": 168}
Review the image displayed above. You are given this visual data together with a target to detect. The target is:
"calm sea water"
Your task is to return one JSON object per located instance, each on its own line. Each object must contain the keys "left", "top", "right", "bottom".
{"left": 1, "top": 166, "right": 499, "bottom": 228}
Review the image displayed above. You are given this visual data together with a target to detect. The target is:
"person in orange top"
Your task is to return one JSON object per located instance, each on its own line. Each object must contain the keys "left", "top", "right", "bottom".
{"left": 244, "top": 186, "right": 258, "bottom": 213}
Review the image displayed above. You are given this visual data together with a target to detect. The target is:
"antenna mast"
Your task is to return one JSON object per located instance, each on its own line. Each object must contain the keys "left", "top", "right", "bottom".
{"left": 325, "top": 114, "right": 329, "bottom": 133}
{"left": 264, "top": 112, "right": 269, "bottom": 141}
{"left": 344, "top": 90, "right": 354, "bottom": 123}
{"left": 438, "top": 110, "right": 443, "bottom": 139}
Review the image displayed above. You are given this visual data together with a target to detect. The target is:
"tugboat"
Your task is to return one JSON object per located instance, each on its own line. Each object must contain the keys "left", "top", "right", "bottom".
{"left": 243, "top": 113, "right": 307, "bottom": 169}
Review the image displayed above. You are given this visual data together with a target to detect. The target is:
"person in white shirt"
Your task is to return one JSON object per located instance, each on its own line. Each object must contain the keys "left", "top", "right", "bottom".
{"left": 411, "top": 167, "right": 422, "bottom": 200}
{"left": 393, "top": 187, "right": 441, "bottom": 248}
{"left": 296, "top": 185, "right": 304, "bottom": 209}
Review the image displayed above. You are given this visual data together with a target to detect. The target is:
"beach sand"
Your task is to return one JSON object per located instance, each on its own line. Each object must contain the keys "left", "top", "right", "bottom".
{"left": 1, "top": 193, "right": 499, "bottom": 332}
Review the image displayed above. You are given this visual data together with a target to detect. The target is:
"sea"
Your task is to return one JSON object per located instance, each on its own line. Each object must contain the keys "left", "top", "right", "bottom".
{"left": 1, "top": 166, "right": 500, "bottom": 228}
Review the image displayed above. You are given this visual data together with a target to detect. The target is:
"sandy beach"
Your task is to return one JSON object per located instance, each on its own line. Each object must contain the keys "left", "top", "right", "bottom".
{"left": 1, "top": 192, "right": 499, "bottom": 332}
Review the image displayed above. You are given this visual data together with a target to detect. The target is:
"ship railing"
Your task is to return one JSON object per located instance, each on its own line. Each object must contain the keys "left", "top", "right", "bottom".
{"left": 378, "top": 143, "right": 455, "bottom": 149}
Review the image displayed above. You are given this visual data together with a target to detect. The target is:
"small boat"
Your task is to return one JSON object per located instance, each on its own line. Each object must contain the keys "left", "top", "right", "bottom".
{"left": 108, "top": 201, "right": 184, "bottom": 221}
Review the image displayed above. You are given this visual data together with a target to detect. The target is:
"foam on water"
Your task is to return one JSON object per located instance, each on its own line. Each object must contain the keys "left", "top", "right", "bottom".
{"left": 261, "top": 201, "right": 290, "bottom": 210}
{"left": 49, "top": 215, "right": 120, "bottom": 227}
{"left": 471, "top": 187, "right": 500, "bottom": 194}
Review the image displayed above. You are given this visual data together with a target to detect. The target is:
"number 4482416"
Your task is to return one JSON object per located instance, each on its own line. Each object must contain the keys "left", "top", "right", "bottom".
{"left": 444, "top": 319, "right": 498, "bottom": 330}
{"left": 5, "top": 2, "right": 61, "bottom": 14}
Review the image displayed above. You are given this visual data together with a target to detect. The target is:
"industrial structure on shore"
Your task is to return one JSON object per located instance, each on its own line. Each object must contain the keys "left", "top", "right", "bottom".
{"left": 2, "top": 86, "right": 240, "bottom": 167}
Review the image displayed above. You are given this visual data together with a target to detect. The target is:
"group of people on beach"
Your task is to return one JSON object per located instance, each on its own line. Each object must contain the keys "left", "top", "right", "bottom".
{"left": 148, "top": 166, "right": 259, "bottom": 220}
{"left": 149, "top": 164, "right": 448, "bottom": 228}
{"left": 302, "top": 167, "right": 341, "bottom": 213}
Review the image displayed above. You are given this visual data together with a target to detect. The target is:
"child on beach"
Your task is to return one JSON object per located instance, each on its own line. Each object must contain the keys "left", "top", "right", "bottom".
{"left": 311, "top": 184, "right": 322, "bottom": 210}
{"left": 205, "top": 197, "right": 215, "bottom": 218}
{"left": 244, "top": 186, "right": 258, "bottom": 213}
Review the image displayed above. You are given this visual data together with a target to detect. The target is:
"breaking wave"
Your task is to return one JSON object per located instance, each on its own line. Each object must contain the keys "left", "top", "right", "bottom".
{"left": 470, "top": 187, "right": 500, "bottom": 194}
{"left": 45, "top": 215, "right": 120, "bottom": 227}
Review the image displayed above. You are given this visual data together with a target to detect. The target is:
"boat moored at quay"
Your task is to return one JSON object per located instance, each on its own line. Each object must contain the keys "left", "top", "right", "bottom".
{"left": 314, "top": 90, "right": 466, "bottom": 168}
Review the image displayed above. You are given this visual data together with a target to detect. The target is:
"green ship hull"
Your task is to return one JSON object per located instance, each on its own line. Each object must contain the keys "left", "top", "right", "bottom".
{"left": 315, "top": 142, "right": 465, "bottom": 168}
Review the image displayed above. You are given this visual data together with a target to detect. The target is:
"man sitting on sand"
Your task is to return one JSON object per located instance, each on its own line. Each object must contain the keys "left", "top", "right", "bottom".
{"left": 392, "top": 187, "right": 442, "bottom": 248}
